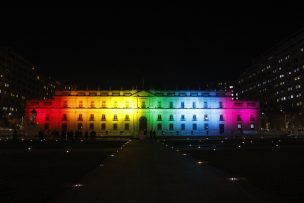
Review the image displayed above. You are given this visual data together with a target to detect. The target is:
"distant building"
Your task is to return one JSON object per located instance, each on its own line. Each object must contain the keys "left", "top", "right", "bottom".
{"left": 25, "top": 90, "right": 260, "bottom": 137}
{"left": 0, "top": 48, "right": 55, "bottom": 126}
{"left": 235, "top": 29, "right": 304, "bottom": 131}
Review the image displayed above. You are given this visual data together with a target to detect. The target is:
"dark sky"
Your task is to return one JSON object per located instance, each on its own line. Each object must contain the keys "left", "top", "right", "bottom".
{"left": 1, "top": 7, "right": 304, "bottom": 89}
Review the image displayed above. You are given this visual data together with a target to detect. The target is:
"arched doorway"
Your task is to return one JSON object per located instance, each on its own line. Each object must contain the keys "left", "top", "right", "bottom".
{"left": 139, "top": 116, "right": 148, "bottom": 135}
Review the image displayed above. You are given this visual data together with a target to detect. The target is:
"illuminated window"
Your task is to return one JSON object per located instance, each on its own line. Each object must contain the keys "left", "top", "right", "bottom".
{"left": 250, "top": 114, "right": 255, "bottom": 121}
{"left": 157, "top": 114, "right": 162, "bottom": 121}
{"left": 204, "top": 123, "right": 209, "bottom": 130}
{"left": 113, "top": 114, "right": 118, "bottom": 121}
{"left": 101, "top": 114, "right": 106, "bottom": 121}
{"left": 237, "top": 123, "right": 242, "bottom": 129}
{"left": 192, "top": 123, "right": 197, "bottom": 130}
{"left": 181, "top": 115, "right": 185, "bottom": 121}
{"left": 192, "top": 115, "right": 197, "bottom": 121}
{"left": 250, "top": 123, "right": 255, "bottom": 129}
{"left": 169, "top": 114, "right": 174, "bottom": 121}
{"left": 181, "top": 123, "right": 185, "bottom": 130}
{"left": 157, "top": 123, "right": 162, "bottom": 130}
{"left": 141, "top": 101, "right": 146, "bottom": 108}
{"left": 125, "top": 123, "right": 130, "bottom": 130}
{"left": 78, "top": 114, "right": 83, "bottom": 121}
{"left": 181, "top": 102, "right": 185, "bottom": 108}
{"left": 169, "top": 123, "right": 174, "bottom": 130}
{"left": 90, "top": 101, "right": 95, "bottom": 108}
{"left": 89, "top": 114, "right": 94, "bottom": 121}
{"left": 45, "top": 114, "right": 50, "bottom": 121}
{"left": 219, "top": 114, "right": 224, "bottom": 121}
{"left": 237, "top": 114, "right": 242, "bottom": 121}
{"left": 204, "top": 114, "right": 208, "bottom": 121}
{"left": 125, "top": 114, "right": 130, "bottom": 121}
{"left": 89, "top": 123, "right": 94, "bottom": 130}
{"left": 62, "top": 114, "right": 67, "bottom": 121}
{"left": 169, "top": 102, "right": 173, "bottom": 108}
{"left": 79, "top": 101, "right": 83, "bottom": 108}
{"left": 113, "top": 123, "right": 118, "bottom": 130}
{"left": 125, "top": 101, "right": 129, "bottom": 108}
{"left": 192, "top": 102, "right": 196, "bottom": 108}
{"left": 101, "top": 123, "right": 106, "bottom": 130}
{"left": 114, "top": 101, "right": 118, "bottom": 108}
{"left": 157, "top": 101, "right": 162, "bottom": 108}
{"left": 219, "top": 102, "right": 223, "bottom": 108}
{"left": 102, "top": 101, "right": 106, "bottom": 108}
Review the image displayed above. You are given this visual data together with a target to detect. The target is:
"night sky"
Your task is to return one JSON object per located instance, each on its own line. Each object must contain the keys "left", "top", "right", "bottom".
{"left": 1, "top": 7, "right": 304, "bottom": 89}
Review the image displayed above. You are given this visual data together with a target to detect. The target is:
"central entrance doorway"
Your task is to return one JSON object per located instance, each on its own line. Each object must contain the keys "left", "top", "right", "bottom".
{"left": 139, "top": 116, "right": 148, "bottom": 135}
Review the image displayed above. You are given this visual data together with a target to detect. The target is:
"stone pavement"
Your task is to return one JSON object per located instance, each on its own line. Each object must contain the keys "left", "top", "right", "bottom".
{"left": 55, "top": 139, "right": 278, "bottom": 203}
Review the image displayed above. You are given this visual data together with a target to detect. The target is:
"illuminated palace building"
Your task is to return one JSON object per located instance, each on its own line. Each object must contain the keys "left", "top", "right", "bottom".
{"left": 25, "top": 90, "right": 260, "bottom": 136}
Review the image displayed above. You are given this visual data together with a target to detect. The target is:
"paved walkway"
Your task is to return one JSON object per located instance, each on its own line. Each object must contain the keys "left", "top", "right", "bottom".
{"left": 55, "top": 139, "right": 278, "bottom": 203}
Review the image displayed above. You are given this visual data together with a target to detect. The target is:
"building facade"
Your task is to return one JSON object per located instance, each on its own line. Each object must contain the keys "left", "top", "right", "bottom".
{"left": 235, "top": 29, "right": 304, "bottom": 131}
{"left": 25, "top": 90, "right": 260, "bottom": 136}
{"left": 0, "top": 48, "right": 56, "bottom": 126}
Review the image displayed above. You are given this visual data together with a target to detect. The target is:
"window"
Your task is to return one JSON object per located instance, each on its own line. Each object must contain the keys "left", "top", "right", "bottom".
{"left": 204, "top": 114, "right": 208, "bottom": 121}
{"left": 125, "top": 114, "right": 130, "bottom": 121}
{"left": 125, "top": 101, "right": 129, "bottom": 108}
{"left": 157, "top": 123, "right": 162, "bottom": 130}
{"left": 157, "top": 101, "right": 162, "bottom": 108}
{"left": 169, "top": 102, "right": 173, "bottom": 108}
{"left": 78, "top": 114, "right": 83, "bottom": 121}
{"left": 169, "top": 114, "right": 174, "bottom": 121}
{"left": 77, "top": 123, "right": 83, "bottom": 130}
{"left": 89, "top": 123, "right": 94, "bottom": 130}
{"left": 113, "top": 123, "right": 118, "bottom": 130}
{"left": 181, "top": 115, "right": 185, "bottom": 121}
{"left": 204, "top": 102, "right": 208, "bottom": 108}
{"left": 219, "top": 102, "right": 223, "bottom": 108}
{"left": 192, "top": 115, "right": 197, "bottom": 121}
{"left": 237, "top": 123, "right": 242, "bottom": 129}
{"left": 102, "top": 101, "right": 106, "bottom": 108}
{"left": 192, "top": 123, "right": 197, "bottom": 130}
{"left": 79, "top": 101, "right": 83, "bottom": 108}
{"left": 101, "top": 123, "right": 106, "bottom": 130}
{"left": 181, "top": 102, "right": 185, "bottom": 108}
{"left": 114, "top": 101, "right": 118, "bottom": 108}
{"left": 219, "top": 114, "right": 224, "bottom": 121}
{"left": 89, "top": 114, "right": 94, "bottom": 121}
{"left": 157, "top": 114, "right": 162, "bottom": 121}
{"left": 113, "top": 114, "right": 118, "bottom": 121}
{"left": 250, "top": 114, "right": 255, "bottom": 121}
{"left": 192, "top": 102, "right": 196, "bottom": 108}
{"left": 90, "top": 101, "right": 95, "bottom": 108}
{"left": 141, "top": 101, "right": 146, "bottom": 108}
{"left": 63, "top": 101, "right": 68, "bottom": 107}
{"left": 204, "top": 123, "right": 209, "bottom": 130}
{"left": 101, "top": 114, "right": 106, "bottom": 121}
{"left": 250, "top": 123, "right": 255, "bottom": 129}
{"left": 237, "top": 114, "right": 242, "bottom": 121}
{"left": 125, "top": 123, "right": 130, "bottom": 130}
{"left": 169, "top": 123, "right": 174, "bottom": 130}
{"left": 181, "top": 123, "right": 185, "bottom": 130}
{"left": 45, "top": 114, "right": 50, "bottom": 121}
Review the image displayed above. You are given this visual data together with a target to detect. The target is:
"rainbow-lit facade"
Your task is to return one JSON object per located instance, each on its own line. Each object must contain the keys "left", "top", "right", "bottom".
{"left": 25, "top": 90, "right": 260, "bottom": 136}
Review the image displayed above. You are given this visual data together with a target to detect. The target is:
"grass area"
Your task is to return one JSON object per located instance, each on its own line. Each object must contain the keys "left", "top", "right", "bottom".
{"left": 0, "top": 139, "right": 127, "bottom": 202}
